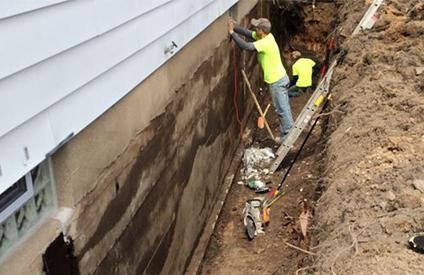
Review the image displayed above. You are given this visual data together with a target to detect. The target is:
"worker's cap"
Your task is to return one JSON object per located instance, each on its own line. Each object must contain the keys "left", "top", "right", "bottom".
{"left": 250, "top": 18, "right": 271, "bottom": 33}
{"left": 292, "top": 51, "right": 302, "bottom": 59}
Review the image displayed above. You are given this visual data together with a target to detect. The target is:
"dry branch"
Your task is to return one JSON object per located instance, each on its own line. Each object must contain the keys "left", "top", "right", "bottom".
{"left": 329, "top": 224, "right": 365, "bottom": 275}
{"left": 295, "top": 265, "right": 317, "bottom": 275}
{"left": 316, "top": 109, "right": 345, "bottom": 118}
{"left": 283, "top": 240, "right": 318, "bottom": 256}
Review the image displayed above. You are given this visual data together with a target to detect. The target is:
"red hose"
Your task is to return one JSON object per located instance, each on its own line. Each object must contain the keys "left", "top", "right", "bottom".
{"left": 328, "top": 36, "right": 334, "bottom": 50}
{"left": 321, "top": 34, "right": 336, "bottom": 77}
{"left": 320, "top": 64, "right": 327, "bottom": 77}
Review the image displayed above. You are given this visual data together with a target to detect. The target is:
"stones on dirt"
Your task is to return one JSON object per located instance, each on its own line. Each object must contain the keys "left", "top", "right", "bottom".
{"left": 412, "top": 179, "right": 424, "bottom": 193}
{"left": 407, "top": 3, "right": 424, "bottom": 20}
{"left": 378, "top": 201, "right": 387, "bottom": 210}
{"left": 373, "top": 17, "right": 391, "bottom": 31}
{"left": 380, "top": 216, "right": 413, "bottom": 235}
{"left": 362, "top": 53, "right": 374, "bottom": 65}
{"left": 415, "top": 67, "right": 424, "bottom": 76}
{"left": 385, "top": 190, "right": 396, "bottom": 201}
{"left": 255, "top": 248, "right": 265, "bottom": 254}
{"left": 395, "top": 191, "right": 422, "bottom": 209}
{"left": 282, "top": 212, "right": 294, "bottom": 226}
{"left": 400, "top": 20, "right": 424, "bottom": 38}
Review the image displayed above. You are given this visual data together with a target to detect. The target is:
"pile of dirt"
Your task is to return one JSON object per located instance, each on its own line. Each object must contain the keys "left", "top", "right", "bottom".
{"left": 311, "top": 0, "right": 424, "bottom": 274}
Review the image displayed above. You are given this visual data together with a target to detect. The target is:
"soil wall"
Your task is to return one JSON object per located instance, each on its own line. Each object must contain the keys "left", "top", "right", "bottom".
{"left": 313, "top": 0, "right": 424, "bottom": 273}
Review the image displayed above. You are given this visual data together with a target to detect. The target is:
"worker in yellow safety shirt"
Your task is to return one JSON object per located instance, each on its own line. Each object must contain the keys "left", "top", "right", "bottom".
{"left": 228, "top": 17, "right": 294, "bottom": 143}
{"left": 288, "top": 51, "right": 319, "bottom": 97}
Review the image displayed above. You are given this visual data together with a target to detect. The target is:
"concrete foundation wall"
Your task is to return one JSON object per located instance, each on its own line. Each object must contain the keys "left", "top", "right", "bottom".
{"left": 0, "top": 1, "right": 263, "bottom": 274}
{"left": 71, "top": 43, "right": 242, "bottom": 275}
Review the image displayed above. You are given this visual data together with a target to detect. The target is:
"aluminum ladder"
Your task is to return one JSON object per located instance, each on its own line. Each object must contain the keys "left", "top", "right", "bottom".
{"left": 353, "top": 0, "right": 384, "bottom": 35}
{"left": 269, "top": 0, "right": 384, "bottom": 173}
{"left": 269, "top": 59, "right": 337, "bottom": 173}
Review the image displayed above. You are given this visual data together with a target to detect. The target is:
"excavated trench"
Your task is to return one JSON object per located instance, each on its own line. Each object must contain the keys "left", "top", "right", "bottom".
{"left": 198, "top": 2, "right": 338, "bottom": 275}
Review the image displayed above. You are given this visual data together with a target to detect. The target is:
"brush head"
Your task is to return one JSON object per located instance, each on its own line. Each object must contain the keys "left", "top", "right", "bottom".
{"left": 257, "top": 116, "right": 265, "bottom": 129}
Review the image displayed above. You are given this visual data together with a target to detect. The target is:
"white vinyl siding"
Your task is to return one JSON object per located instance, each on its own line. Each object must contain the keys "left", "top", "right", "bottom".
{"left": 0, "top": 0, "right": 238, "bottom": 193}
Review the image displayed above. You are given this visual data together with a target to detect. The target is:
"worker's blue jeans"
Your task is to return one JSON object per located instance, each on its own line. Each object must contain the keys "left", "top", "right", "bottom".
{"left": 269, "top": 75, "right": 294, "bottom": 138}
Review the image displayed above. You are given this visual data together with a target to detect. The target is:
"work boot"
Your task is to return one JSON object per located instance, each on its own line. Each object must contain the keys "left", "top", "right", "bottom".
{"left": 275, "top": 135, "right": 287, "bottom": 144}
{"left": 275, "top": 136, "right": 283, "bottom": 144}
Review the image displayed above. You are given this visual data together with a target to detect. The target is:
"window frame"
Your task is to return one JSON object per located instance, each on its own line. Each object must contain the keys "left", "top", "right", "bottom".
{"left": 0, "top": 173, "right": 34, "bottom": 224}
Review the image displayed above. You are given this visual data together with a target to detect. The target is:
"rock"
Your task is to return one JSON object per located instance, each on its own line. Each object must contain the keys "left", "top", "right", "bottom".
{"left": 379, "top": 201, "right": 387, "bottom": 210}
{"left": 381, "top": 216, "right": 413, "bottom": 235}
{"left": 401, "top": 21, "right": 424, "bottom": 38}
{"left": 255, "top": 248, "right": 265, "bottom": 254}
{"left": 373, "top": 18, "right": 391, "bottom": 31}
{"left": 396, "top": 191, "right": 422, "bottom": 209}
{"left": 385, "top": 203, "right": 397, "bottom": 212}
{"left": 415, "top": 67, "right": 424, "bottom": 76}
{"left": 412, "top": 179, "right": 424, "bottom": 193}
{"left": 385, "top": 191, "right": 396, "bottom": 201}
{"left": 370, "top": 184, "right": 379, "bottom": 190}
{"left": 363, "top": 53, "right": 373, "bottom": 65}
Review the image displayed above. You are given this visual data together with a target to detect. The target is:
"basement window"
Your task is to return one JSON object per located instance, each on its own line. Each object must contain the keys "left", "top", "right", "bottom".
{"left": 0, "top": 160, "right": 55, "bottom": 259}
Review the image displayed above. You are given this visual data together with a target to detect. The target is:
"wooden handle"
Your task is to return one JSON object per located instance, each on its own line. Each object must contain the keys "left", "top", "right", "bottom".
{"left": 263, "top": 103, "right": 271, "bottom": 117}
{"left": 241, "top": 70, "right": 275, "bottom": 141}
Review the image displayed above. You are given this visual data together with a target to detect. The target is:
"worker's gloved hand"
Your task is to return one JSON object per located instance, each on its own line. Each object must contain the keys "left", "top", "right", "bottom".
{"left": 227, "top": 17, "right": 234, "bottom": 34}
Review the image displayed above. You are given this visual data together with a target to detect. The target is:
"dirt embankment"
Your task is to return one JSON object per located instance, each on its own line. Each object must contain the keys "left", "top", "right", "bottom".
{"left": 312, "top": 0, "right": 424, "bottom": 274}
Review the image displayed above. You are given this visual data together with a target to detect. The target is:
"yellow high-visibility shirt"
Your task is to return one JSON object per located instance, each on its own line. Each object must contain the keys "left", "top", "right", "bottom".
{"left": 292, "top": 58, "right": 316, "bottom": 87}
{"left": 252, "top": 32, "right": 287, "bottom": 84}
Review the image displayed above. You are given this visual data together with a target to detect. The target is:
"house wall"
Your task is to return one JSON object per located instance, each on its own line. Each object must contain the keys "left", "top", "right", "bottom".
{"left": 0, "top": 0, "right": 238, "bottom": 193}
{"left": 0, "top": 0, "right": 263, "bottom": 274}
